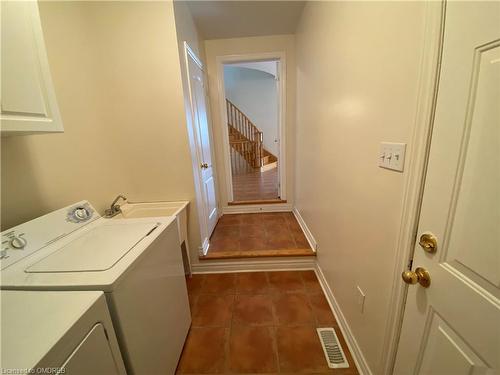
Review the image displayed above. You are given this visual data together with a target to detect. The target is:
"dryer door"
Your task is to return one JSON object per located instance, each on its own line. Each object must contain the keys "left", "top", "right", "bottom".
{"left": 60, "top": 323, "right": 122, "bottom": 375}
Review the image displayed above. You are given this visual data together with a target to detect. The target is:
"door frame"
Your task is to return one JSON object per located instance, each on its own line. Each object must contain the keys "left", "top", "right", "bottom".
{"left": 215, "top": 51, "right": 287, "bottom": 203}
{"left": 183, "top": 41, "right": 218, "bottom": 256}
{"left": 379, "top": 2, "right": 446, "bottom": 374}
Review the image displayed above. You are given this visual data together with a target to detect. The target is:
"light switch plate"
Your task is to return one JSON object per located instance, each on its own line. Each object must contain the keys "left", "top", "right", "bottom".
{"left": 379, "top": 142, "right": 406, "bottom": 172}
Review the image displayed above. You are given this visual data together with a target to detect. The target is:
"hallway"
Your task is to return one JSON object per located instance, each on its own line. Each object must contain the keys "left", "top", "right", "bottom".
{"left": 178, "top": 271, "right": 358, "bottom": 374}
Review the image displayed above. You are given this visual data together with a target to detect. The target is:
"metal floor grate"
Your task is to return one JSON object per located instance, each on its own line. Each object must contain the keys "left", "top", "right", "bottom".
{"left": 317, "top": 328, "right": 349, "bottom": 369}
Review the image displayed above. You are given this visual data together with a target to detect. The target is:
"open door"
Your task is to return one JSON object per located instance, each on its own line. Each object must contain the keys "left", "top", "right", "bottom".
{"left": 223, "top": 60, "right": 282, "bottom": 203}
{"left": 394, "top": 2, "right": 499, "bottom": 373}
{"left": 184, "top": 43, "right": 218, "bottom": 253}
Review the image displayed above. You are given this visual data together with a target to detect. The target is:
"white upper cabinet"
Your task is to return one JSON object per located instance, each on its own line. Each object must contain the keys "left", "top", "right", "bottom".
{"left": 1, "top": 1, "right": 63, "bottom": 136}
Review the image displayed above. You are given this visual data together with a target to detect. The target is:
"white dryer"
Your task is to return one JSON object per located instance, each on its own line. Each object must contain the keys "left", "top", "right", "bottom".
{"left": 1, "top": 290, "right": 126, "bottom": 375}
{"left": 1, "top": 201, "right": 191, "bottom": 375}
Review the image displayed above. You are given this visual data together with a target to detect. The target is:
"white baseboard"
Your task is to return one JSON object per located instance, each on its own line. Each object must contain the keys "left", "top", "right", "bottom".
{"left": 198, "top": 237, "right": 210, "bottom": 256}
{"left": 293, "top": 208, "right": 318, "bottom": 251}
{"left": 315, "top": 264, "right": 373, "bottom": 375}
{"left": 222, "top": 203, "right": 293, "bottom": 214}
{"left": 191, "top": 257, "right": 315, "bottom": 274}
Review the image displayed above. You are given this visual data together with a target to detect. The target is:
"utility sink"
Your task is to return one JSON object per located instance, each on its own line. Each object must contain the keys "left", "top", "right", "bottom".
{"left": 114, "top": 201, "right": 191, "bottom": 274}
{"left": 118, "top": 201, "right": 188, "bottom": 219}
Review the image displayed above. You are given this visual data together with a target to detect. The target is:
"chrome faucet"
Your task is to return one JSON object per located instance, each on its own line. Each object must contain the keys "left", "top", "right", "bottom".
{"left": 104, "top": 195, "right": 127, "bottom": 218}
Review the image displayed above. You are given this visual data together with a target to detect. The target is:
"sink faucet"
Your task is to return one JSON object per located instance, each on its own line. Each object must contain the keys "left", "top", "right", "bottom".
{"left": 104, "top": 195, "right": 127, "bottom": 218}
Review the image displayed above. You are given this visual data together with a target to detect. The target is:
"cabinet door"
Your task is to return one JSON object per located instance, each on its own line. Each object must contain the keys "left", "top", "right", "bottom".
{"left": 1, "top": 1, "right": 63, "bottom": 135}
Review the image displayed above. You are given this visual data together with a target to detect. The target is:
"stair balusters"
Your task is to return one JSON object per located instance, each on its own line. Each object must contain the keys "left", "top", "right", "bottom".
{"left": 226, "top": 99, "right": 264, "bottom": 174}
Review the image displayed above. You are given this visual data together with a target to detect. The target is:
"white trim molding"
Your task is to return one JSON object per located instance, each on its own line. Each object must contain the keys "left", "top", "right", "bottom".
{"left": 199, "top": 237, "right": 210, "bottom": 257}
{"left": 380, "top": 2, "right": 446, "bottom": 374}
{"left": 293, "top": 208, "right": 318, "bottom": 251}
{"left": 315, "top": 264, "right": 373, "bottom": 375}
{"left": 215, "top": 51, "right": 287, "bottom": 205}
{"left": 222, "top": 203, "right": 292, "bottom": 214}
{"left": 191, "top": 257, "right": 315, "bottom": 274}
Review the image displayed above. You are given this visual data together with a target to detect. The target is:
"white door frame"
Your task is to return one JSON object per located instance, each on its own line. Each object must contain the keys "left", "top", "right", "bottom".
{"left": 215, "top": 51, "right": 287, "bottom": 203}
{"left": 183, "top": 42, "right": 218, "bottom": 256}
{"left": 380, "top": 2, "right": 446, "bottom": 374}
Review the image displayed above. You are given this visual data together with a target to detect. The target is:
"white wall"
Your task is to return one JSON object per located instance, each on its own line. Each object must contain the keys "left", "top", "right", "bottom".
{"left": 294, "top": 2, "right": 427, "bottom": 373}
{"left": 0, "top": 2, "right": 202, "bottom": 255}
{"left": 205, "top": 35, "right": 296, "bottom": 206}
{"left": 224, "top": 66, "right": 279, "bottom": 155}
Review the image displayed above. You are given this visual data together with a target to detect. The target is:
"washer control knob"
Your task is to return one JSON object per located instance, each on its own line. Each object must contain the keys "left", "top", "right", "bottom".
{"left": 10, "top": 236, "right": 27, "bottom": 249}
{"left": 74, "top": 207, "right": 90, "bottom": 221}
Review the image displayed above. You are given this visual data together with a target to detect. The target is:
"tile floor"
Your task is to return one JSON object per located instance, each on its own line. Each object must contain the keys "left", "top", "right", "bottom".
{"left": 203, "top": 213, "right": 315, "bottom": 259}
{"left": 177, "top": 271, "right": 359, "bottom": 374}
{"left": 232, "top": 168, "right": 279, "bottom": 202}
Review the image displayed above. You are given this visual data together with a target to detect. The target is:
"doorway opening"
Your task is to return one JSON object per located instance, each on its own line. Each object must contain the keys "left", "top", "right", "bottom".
{"left": 222, "top": 59, "right": 284, "bottom": 204}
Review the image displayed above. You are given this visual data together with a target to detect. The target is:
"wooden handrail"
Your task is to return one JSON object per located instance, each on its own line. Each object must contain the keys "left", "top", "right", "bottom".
{"left": 226, "top": 99, "right": 263, "bottom": 169}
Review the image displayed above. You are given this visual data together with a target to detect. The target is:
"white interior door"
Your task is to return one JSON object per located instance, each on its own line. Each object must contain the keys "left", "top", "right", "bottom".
{"left": 186, "top": 46, "right": 218, "bottom": 242}
{"left": 394, "top": 2, "right": 500, "bottom": 374}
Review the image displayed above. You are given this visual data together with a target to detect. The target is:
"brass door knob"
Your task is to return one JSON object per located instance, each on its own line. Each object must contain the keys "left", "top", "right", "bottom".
{"left": 200, "top": 163, "right": 209, "bottom": 169}
{"left": 402, "top": 267, "right": 431, "bottom": 288}
{"left": 419, "top": 233, "right": 437, "bottom": 253}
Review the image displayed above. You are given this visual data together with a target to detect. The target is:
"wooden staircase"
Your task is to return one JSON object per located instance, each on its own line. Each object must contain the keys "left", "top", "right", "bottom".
{"left": 226, "top": 99, "right": 277, "bottom": 174}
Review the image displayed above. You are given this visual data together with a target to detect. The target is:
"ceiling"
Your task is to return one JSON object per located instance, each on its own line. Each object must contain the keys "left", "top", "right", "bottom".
{"left": 186, "top": 1, "right": 306, "bottom": 40}
{"left": 227, "top": 61, "right": 278, "bottom": 77}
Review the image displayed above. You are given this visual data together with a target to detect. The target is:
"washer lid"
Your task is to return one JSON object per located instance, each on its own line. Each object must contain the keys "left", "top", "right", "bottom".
{"left": 25, "top": 221, "right": 159, "bottom": 273}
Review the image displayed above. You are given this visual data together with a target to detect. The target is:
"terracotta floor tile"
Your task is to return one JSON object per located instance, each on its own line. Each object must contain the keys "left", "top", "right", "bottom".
{"left": 276, "top": 326, "right": 330, "bottom": 373}
{"left": 192, "top": 294, "right": 234, "bottom": 327}
{"left": 279, "top": 212, "right": 295, "bottom": 219}
{"left": 206, "top": 213, "right": 316, "bottom": 259}
{"left": 218, "top": 214, "right": 241, "bottom": 226}
{"left": 178, "top": 271, "right": 358, "bottom": 375}
{"left": 215, "top": 225, "right": 240, "bottom": 237}
{"left": 293, "top": 231, "right": 311, "bottom": 249}
{"left": 265, "top": 222, "right": 291, "bottom": 236}
{"left": 239, "top": 213, "right": 264, "bottom": 225}
{"left": 186, "top": 274, "right": 204, "bottom": 295}
{"left": 239, "top": 224, "right": 266, "bottom": 238}
{"left": 235, "top": 272, "right": 270, "bottom": 294}
{"left": 267, "top": 271, "right": 305, "bottom": 293}
{"left": 228, "top": 326, "right": 278, "bottom": 373}
{"left": 188, "top": 293, "right": 198, "bottom": 315}
{"left": 240, "top": 237, "right": 270, "bottom": 251}
{"left": 266, "top": 235, "right": 296, "bottom": 249}
{"left": 202, "top": 273, "right": 237, "bottom": 294}
{"left": 286, "top": 215, "right": 302, "bottom": 231}
{"left": 177, "top": 327, "right": 227, "bottom": 373}
{"left": 309, "top": 293, "right": 338, "bottom": 326}
{"left": 233, "top": 294, "right": 274, "bottom": 326}
{"left": 261, "top": 214, "right": 286, "bottom": 225}
{"left": 273, "top": 293, "right": 315, "bottom": 326}
{"left": 300, "top": 270, "right": 323, "bottom": 292}
{"left": 210, "top": 237, "right": 240, "bottom": 252}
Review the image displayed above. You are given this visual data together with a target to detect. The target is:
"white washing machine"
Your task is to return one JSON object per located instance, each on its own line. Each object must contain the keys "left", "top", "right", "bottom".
{"left": 1, "top": 290, "right": 126, "bottom": 374}
{"left": 1, "top": 201, "right": 191, "bottom": 375}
